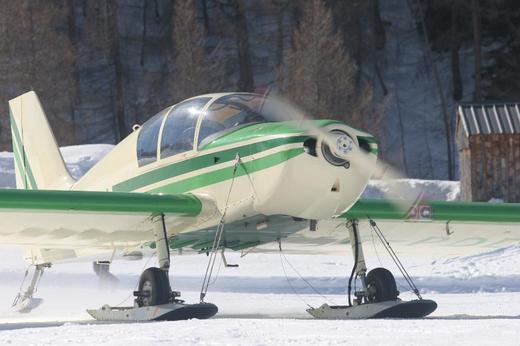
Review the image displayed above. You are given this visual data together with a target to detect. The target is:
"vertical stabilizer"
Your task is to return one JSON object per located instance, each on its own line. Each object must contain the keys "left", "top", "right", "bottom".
{"left": 9, "top": 91, "right": 74, "bottom": 190}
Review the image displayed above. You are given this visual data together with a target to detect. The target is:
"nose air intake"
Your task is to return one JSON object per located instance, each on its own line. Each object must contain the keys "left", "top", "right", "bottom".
{"left": 320, "top": 129, "right": 355, "bottom": 168}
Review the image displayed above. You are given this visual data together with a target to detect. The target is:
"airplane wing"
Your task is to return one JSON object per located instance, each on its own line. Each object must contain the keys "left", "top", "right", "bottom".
{"left": 337, "top": 199, "right": 520, "bottom": 257}
{"left": 169, "top": 199, "right": 520, "bottom": 258}
{"left": 4, "top": 188, "right": 519, "bottom": 260}
{"left": 0, "top": 189, "right": 218, "bottom": 263}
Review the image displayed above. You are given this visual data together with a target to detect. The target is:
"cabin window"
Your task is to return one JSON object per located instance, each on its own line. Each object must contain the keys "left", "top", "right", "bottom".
{"left": 160, "top": 98, "right": 210, "bottom": 159}
{"left": 136, "top": 107, "right": 171, "bottom": 167}
{"left": 198, "top": 94, "right": 270, "bottom": 148}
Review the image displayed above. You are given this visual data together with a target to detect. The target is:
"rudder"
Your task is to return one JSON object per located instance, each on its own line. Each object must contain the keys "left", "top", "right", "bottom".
{"left": 9, "top": 91, "right": 74, "bottom": 190}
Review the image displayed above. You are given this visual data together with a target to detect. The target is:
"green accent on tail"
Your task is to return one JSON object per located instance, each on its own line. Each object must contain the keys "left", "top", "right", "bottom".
{"left": 10, "top": 129, "right": 26, "bottom": 189}
{"left": 9, "top": 111, "right": 38, "bottom": 189}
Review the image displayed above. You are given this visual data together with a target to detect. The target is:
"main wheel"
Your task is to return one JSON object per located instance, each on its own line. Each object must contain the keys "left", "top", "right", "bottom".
{"left": 366, "top": 267, "right": 399, "bottom": 302}
{"left": 137, "top": 267, "right": 171, "bottom": 307}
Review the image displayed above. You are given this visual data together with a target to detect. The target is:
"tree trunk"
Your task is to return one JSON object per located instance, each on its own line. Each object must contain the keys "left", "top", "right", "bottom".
{"left": 416, "top": 0, "right": 454, "bottom": 179}
{"left": 451, "top": 2, "right": 463, "bottom": 101}
{"left": 471, "top": 0, "right": 482, "bottom": 102}
{"left": 233, "top": 0, "right": 254, "bottom": 91}
{"left": 201, "top": 0, "right": 209, "bottom": 33}
{"left": 275, "top": 1, "right": 284, "bottom": 67}
{"left": 67, "top": 1, "right": 78, "bottom": 144}
{"left": 108, "top": 1, "right": 127, "bottom": 141}
{"left": 370, "top": 0, "right": 385, "bottom": 50}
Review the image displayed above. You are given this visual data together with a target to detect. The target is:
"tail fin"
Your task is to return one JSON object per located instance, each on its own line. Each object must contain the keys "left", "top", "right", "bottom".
{"left": 9, "top": 91, "right": 74, "bottom": 190}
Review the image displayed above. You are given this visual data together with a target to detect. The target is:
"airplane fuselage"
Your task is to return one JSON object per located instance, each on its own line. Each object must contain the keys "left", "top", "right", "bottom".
{"left": 73, "top": 93, "right": 378, "bottom": 237}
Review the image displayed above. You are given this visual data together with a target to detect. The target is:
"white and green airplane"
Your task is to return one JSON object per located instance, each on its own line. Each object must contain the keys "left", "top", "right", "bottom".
{"left": 2, "top": 91, "right": 520, "bottom": 320}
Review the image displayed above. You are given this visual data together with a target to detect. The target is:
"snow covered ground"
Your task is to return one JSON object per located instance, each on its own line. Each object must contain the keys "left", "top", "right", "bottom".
{"left": 1, "top": 145, "right": 519, "bottom": 345}
{"left": 0, "top": 249, "right": 520, "bottom": 345}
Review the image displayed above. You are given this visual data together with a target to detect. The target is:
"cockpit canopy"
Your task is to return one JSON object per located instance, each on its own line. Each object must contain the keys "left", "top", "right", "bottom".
{"left": 136, "top": 93, "right": 274, "bottom": 167}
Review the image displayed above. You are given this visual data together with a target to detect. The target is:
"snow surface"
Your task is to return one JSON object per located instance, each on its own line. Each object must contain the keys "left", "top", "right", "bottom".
{"left": 0, "top": 250, "right": 520, "bottom": 345}
{"left": 2, "top": 145, "right": 519, "bottom": 345}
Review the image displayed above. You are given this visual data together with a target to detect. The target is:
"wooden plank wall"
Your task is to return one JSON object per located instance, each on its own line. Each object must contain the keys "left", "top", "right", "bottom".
{"left": 465, "top": 134, "right": 520, "bottom": 202}
{"left": 457, "top": 124, "right": 472, "bottom": 200}
{"left": 459, "top": 148, "right": 472, "bottom": 200}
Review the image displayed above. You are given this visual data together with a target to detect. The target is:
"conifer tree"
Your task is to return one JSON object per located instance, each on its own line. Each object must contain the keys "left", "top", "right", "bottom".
{"left": 279, "top": 0, "right": 353, "bottom": 118}
{"left": 0, "top": 1, "right": 76, "bottom": 148}
{"left": 172, "top": 0, "right": 224, "bottom": 102}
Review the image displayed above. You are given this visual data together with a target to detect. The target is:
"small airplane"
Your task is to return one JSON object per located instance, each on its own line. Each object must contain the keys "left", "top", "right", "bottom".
{"left": 2, "top": 91, "right": 520, "bottom": 320}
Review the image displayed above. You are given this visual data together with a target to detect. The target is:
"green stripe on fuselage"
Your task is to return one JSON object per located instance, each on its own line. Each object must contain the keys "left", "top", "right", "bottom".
{"left": 200, "top": 120, "right": 343, "bottom": 150}
{"left": 148, "top": 147, "right": 304, "bottom": 194}
{"left": 113, "top": 136, "right": 307, "bottom": 192}
{"left": 9, "top": 112, "right": 37, "bottom": 189}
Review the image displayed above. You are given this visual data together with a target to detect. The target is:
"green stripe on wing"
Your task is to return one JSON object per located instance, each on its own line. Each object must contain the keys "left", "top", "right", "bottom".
{"left": 0, "top": 189, "right": 202, "bottom": 216}
{"left": 343, "top": 199, "right": 520, "bottom": 223}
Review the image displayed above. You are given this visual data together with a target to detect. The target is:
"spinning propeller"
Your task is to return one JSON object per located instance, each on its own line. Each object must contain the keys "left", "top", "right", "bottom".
{"left": 261, "top": 94, "right": 423, "bottom": 215}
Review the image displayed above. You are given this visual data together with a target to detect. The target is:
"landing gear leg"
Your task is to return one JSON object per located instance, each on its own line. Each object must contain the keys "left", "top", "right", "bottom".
{"left": 12, "top": 263, "right": 51, "bottom": 313}
{"left": 346, "top": 219, "right": 368, "bottom": 305}
{"left": 87, "top": 213, "right": 218, "bottom": 321}
{"left": 306, "top": 219, "right": 437, "bottom": 319}
{"left": 134, "top": 213, "right": 175, "bottom": 307}
{"left": 347, "top": 220, "right": 399, "bottom": 305}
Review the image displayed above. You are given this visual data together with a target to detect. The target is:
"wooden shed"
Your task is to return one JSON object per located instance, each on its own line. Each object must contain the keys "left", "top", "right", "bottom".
{"left": 456, "top": 103, "right": 520, "bottom": 202}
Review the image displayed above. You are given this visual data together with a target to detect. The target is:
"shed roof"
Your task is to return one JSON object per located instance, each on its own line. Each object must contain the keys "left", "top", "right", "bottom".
{"left": 457, "top": 103, "right": 520, "bottom": 136}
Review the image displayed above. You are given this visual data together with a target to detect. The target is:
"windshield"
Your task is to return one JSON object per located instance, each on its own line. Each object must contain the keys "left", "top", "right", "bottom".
{"left": 198, "top": 94, "right": 273, "bottom": 147}
{"left": 136, "top": 107, "right": 171, "bottom": 167}
{"left": 160, "top": 97, "right": 210, "bottom": 159}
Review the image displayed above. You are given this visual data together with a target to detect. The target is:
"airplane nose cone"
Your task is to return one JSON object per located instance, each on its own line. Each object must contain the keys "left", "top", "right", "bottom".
{"left": 320, "top": 129, "right": 357, "bottom": 168}
{"left": 252, "top": 137, "right": 372, "bottom": 220}
{"left": 334, "top": 133, "right": 355, "bottom": 156}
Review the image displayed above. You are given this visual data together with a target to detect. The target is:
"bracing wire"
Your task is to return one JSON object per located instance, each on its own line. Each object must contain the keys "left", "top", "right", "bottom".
{"left": 368, "top": 217, "right": 422, "bottom": 299}
{"left": 209, "top": 251, "right": 224, "bottom": 286}
{"left": 369, "top": 224, "right": 409, "bottom": 293}
{"left": 279, "top": 251, "right": 313, "bottom": 309}
{"left": 279, "top": 248, "right": 337, "bottom": 306}
{"left": 200, "top": 154, "right": 241, "bottom": 302}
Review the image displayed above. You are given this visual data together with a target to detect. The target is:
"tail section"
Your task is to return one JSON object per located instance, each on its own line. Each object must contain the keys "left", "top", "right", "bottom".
{"left": 9, "top": 91, "right": 74, "bottom": 190}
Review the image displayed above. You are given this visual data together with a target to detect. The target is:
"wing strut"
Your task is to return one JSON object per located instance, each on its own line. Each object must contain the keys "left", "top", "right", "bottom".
{"left": 153, "top": 213, "right": 171, "bottom": 273}
{"left": 200, "top": 153, "right": 241, "bottom": 302}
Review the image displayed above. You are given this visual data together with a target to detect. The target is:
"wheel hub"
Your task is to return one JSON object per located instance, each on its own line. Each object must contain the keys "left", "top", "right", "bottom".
{"left": 141, "top": 280, "right": 153, "bottom": 306}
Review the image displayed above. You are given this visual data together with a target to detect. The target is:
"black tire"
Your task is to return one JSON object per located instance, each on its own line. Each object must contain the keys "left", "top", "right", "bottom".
{"left": 137, "top": 267, "right": 170, "bottom": 307}
{"left": 366, "top": 267, "right": 399, "bottom": 302}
